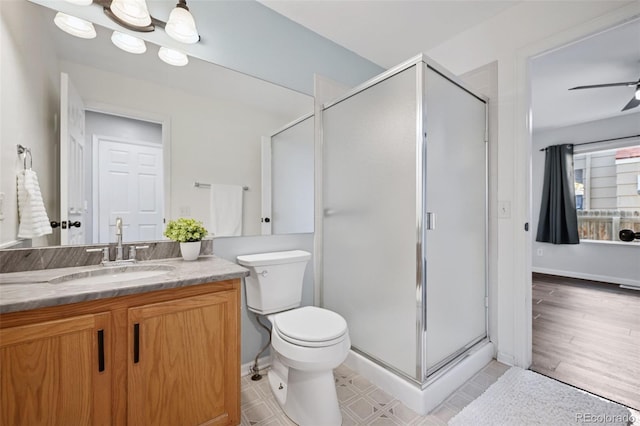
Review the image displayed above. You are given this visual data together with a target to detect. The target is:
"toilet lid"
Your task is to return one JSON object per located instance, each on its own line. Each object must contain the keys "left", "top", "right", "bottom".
{"left": 274, "top": 306, "right": 347, "bottom": 347}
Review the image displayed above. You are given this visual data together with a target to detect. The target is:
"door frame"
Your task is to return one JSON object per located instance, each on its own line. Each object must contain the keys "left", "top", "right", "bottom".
{"left": 84, "top": 102, "right": 171, "bottom": 233}
{"left": 513, "top": 5, "right": 640, "bottom": 369}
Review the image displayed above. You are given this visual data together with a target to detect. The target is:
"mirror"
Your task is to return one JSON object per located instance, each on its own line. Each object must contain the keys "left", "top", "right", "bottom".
{"left": 0, "top": 0, "right": 314, "bottom": 248}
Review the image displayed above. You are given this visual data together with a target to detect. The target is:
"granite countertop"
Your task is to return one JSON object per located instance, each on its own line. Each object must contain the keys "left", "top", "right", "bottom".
{"left": 0, "top": 255, "right": 249, "bottom": 314}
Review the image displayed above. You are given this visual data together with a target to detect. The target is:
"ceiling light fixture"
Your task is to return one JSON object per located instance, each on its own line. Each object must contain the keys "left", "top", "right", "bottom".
{"left": 158, "top": 47, "right": 189, "bottom": 66}
{"left": 165, "top": 0, "right": 200, "bottom": 44}
{"left": 635, "top": 85, "right": 640, "bottom": 101}
{"left": 111, "top": 31, "right": 147, "bottom": 54}
{"left": 105, "top": 0, "right": 154, "bottom": 32}
{"left": 54, "top": 12, "right": 97, "bottom": 39}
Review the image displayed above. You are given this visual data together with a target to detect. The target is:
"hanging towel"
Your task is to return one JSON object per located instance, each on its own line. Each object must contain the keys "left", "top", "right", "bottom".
{"left": 17, "top": 169, "right": 53, "bottom": 239}
{"left": 210, "top": 184, "right": 243, "bottom": 237}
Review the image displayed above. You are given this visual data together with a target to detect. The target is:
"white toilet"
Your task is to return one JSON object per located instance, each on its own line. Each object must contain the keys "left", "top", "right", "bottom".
{"left": 237, "top": 250, "right": 350, "bottom": 426}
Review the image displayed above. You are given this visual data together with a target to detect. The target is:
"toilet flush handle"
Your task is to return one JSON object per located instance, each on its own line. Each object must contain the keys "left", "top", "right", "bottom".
{"left": 258, "top": 270, "right": 268, "bottom": 277}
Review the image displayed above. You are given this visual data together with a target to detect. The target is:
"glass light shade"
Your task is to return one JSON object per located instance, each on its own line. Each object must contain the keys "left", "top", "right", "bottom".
{"left": 63, "top": 0, "right": 93, "bottom": 5}
{"left": 53, "top": 12, "right": 96, "bottom": 39}
{"left": 110, "top": 0, "right": 152, "bottom": 27}
{"left": 635, "top": 87, "right": 640, "bottom": 101}
{"left": 111, "top": 31, "right": 146, "bottom": 54}
{"left": 158, "top": 47, "right": 189, "bottom": 67}
{"left": 165, "top": 6, "right": 199, "bottom": 44}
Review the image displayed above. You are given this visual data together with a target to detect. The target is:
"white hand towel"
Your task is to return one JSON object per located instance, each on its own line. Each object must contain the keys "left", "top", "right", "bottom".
{"left": 17, "top": 169, "right": 53, "bottom": 239}
{"left": 210, "top": 184, "right": 243, "bottom": 237}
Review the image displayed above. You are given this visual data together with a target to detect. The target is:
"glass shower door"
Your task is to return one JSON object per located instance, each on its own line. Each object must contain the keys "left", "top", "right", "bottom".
{"left": 322, "top": 66, "right": 421, "bottom": 380}
{"left": 424, "top": 66, "right": 488, "bottom": 374}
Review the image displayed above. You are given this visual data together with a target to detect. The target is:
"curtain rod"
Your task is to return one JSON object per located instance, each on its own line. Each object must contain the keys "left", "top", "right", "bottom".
{"left": 539, "top": 134, "right": 640, "bottom": 151}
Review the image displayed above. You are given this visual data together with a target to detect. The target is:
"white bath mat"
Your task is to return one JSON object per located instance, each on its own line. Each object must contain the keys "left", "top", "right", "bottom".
{"left": 449, "top": 367, "right": 635, "bottom": 426}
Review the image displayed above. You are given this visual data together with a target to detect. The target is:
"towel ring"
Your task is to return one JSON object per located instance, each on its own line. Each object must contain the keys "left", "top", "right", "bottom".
{"left": 17, "top": 144, "right": 32, "bottom": 169}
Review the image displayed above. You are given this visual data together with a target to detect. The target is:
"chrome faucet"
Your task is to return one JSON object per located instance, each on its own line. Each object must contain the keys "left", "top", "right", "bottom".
{"left": 85, "top": 217, "right": 148, "bottom": 265}
{"left": 115, "top": 217, "right": 124, "bottom": 261}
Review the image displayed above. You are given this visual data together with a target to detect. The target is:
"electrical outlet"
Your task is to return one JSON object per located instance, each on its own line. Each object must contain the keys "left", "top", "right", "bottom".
{"left": 179, "top": 206, "right": 191, "bottom": 216}
{"left": 537, "top": 248, "right": 543, "bottom": 256}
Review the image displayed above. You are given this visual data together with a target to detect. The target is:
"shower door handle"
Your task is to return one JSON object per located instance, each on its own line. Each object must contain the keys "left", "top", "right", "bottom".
{"left": 426, "top": 212, "right": 436, "bottom": 230}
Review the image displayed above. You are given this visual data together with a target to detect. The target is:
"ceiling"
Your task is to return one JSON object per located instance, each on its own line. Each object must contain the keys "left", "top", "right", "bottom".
{"left": 530, "top": 17, "right": 640, "bottom": 131}
{"left": 260, "top": 0, "right": 521, "bottom": 69}
{"left": 260, "top": 1, "right": 640, "bottom": 130}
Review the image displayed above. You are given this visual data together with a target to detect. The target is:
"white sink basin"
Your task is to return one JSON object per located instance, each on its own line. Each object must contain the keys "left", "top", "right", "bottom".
{"left": 49, "top": 264, "right": 175, "bottom": 286}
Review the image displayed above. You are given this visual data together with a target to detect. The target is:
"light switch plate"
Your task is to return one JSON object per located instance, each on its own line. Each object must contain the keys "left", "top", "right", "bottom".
{"left": 498, "top": 200, "right": 511, "bottom": 219}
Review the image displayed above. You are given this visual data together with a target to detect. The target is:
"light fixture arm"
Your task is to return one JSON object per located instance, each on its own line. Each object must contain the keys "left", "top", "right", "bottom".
{"left": 176, "top": 0, "right": 189, "bottom": 11}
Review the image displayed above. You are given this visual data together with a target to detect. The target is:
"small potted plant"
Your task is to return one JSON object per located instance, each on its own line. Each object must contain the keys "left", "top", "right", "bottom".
{"left": 164, "top": 218, "right": 208, "bottom": 261}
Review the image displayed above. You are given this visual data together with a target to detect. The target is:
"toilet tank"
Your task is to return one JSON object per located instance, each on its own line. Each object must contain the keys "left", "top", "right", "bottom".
{"left": 237, "top": 250, "right": 311, "bottom": 315}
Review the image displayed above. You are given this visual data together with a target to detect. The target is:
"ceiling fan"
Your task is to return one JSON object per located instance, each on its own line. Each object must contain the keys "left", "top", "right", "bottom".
{"left": 569, "top": 77, "right": 640, "bottom": 111}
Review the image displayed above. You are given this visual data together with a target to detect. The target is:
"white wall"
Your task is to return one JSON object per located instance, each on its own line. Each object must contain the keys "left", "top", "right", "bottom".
{"left": 532, "top": 113, "right": 640, "bottom": 287}
{"left": 0, "top": 0, "right": 59, "bottom": 247}
{"left": 61, "top": 61, "right": 299, "bottom": 237}
{"left": 426, "top": 0, "right": 640, "bottom": 367}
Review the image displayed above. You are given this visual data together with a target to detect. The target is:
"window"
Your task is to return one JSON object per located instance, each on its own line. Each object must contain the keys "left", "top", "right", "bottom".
{"left": 574, "top": 145, "right": 640, "bottom": 242}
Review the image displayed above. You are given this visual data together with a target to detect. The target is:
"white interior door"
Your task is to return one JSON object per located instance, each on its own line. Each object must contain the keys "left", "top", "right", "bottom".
{"left": 95, "top": 136, "right": 164, "bottom": 243}
{"left": 60, "top": 72, "right": 87, "bottom": 245}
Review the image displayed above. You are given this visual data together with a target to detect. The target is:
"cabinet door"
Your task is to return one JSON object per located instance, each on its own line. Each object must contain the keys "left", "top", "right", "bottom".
{"left": 0, "top": 313, "right": 111, "bottom": 426}
{"left": 128, "top": 290, "right": 239, "bottom": 426}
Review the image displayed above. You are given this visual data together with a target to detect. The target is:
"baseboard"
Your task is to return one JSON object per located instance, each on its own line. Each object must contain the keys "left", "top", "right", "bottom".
{"left": 496, "top": 351, "right": 516, "bottom": 367}
{"left": 241, "top": 356, "right": 271, "bottom": 378}
{"left": 532, "top": 267, "right": 640, "bottom": 288}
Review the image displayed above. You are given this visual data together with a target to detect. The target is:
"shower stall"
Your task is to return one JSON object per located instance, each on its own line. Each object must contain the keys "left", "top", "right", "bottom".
{"left": 320, "top": 55, "right": 490, "bottom": 412}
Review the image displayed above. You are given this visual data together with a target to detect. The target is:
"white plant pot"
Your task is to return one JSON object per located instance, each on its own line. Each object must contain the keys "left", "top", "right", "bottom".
{"left": 180, "top": 241, "right": 201, "bottom": 261}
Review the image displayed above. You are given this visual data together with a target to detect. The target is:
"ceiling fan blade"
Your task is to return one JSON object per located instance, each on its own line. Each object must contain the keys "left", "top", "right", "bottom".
{"left": 621, "top": 96, "right": 640, "bottom": 111}
{"left": 569, "top": 82, "right": 637, "bottom": 90}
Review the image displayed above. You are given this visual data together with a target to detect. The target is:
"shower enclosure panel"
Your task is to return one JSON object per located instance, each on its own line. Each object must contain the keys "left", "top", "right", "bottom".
{"left": 321, "top": 56, "right": 488, "bottom": 384}
{"left": 322, "top": 66, "right": 419, "bottom": 380}
{"left": 423, "top": 66, "right": 488, "bottom": 375}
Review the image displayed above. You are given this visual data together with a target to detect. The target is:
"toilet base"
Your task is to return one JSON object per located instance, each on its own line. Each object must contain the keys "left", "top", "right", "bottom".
{"left": 268, "top": 354, "right": 342, "bottom": 426}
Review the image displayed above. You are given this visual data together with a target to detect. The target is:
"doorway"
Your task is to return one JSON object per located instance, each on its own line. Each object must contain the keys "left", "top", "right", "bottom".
{"left": 528, "top": 18, "right": 640, "bottom": 410}
{"left": 85, "top": 111, "right": 165, "bottom": 244}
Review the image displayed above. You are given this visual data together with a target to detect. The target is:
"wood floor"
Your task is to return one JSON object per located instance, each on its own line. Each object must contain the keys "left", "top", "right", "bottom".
{"left": 531, "top": 273, "right": 640, "bottom": 410}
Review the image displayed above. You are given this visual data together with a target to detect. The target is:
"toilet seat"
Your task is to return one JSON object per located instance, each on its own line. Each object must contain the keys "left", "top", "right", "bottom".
{"left": 273, "top": 306, "right": 347, "bottom": 348}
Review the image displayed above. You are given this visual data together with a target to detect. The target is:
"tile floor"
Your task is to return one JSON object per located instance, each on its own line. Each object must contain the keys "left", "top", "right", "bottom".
{"left": 240, "top": 360, "right": 511, "bottom": 425}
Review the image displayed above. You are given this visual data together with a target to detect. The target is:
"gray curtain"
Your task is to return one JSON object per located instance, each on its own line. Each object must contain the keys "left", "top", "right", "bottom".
{"left": 536, "top": 144, "right": 579, "bottom": 244}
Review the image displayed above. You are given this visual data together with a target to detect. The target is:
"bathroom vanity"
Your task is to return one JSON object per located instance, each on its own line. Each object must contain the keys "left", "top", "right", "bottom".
{"left": 0, "top": 256, "right": 248, "bottom": 426}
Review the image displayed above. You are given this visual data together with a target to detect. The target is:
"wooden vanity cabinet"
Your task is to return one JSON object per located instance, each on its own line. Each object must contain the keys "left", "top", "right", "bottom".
{"left": 128, "top": 290, "right": 239, "bottom": 426}
{"left": 0, "top": 279, "right": 240, "bottom": 426}
{"left": 0, "top": 313, "right": 112, "bottom": 426}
